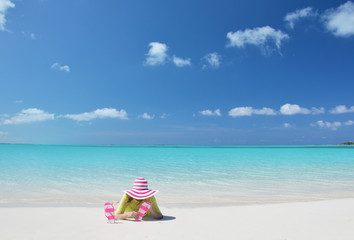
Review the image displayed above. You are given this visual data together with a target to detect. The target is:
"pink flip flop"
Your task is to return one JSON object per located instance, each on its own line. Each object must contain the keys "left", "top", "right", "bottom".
{"left": 104, "top": 202, "right": 115, "bottom": 224}
{"left": 136, "top": 201, "right": 152, "bottom": 222}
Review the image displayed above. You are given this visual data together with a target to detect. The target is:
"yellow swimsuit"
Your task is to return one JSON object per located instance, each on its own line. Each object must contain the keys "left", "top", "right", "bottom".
{"left": 114, "top": 193, "right": 162, "bottom": 217}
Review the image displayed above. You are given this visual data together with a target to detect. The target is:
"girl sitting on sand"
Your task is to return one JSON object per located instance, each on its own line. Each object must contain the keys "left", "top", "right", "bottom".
{"left": 105, "top": 178, "right": 163, "bottom": 223}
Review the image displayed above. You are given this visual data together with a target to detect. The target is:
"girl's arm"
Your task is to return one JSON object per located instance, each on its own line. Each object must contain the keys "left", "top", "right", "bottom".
{"left": 149, "top": 207, "right": 163, "bottom": 219}
{"left": 149, "top": 196, "right": 163, "bottom": 219}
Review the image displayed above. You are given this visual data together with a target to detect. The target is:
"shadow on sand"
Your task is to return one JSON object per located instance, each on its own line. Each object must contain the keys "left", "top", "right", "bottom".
{"left": 125, "top": 215, "right": 176, "bottom": 222}
{"left": 157, "top": 215, "right": 176, "bottom": 221}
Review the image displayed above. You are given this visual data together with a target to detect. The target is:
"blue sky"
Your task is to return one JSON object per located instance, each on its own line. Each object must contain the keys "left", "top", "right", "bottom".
{"left": 0, "top": 0, "right": 354, "bottom": 145}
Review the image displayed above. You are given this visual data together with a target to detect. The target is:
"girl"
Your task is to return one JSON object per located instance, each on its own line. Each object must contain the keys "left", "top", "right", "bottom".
{"left": 105, "top": 178, "right": 163, "bottom": 223}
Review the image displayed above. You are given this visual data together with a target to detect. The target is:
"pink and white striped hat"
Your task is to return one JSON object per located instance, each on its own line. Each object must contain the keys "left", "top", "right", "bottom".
{"left": 124, "top": 178, "right": 159, "bottom": 200}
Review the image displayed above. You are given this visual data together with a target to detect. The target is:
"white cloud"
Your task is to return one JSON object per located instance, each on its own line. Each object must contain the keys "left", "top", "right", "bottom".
{"left": 312, "top": 119, "right": 354, "bottom": 130}
{"left": 283, "top": 123, "right": 292, "bottom": 128}
{"left": 144, "top": 42, "right": 191, "bottom": 68}
{"left": 0, "top": 131, "right": 8, "bottom": 136}
{"left": 21, "top": 31, "right": 36, "bottom": 40}
{"left": 202, "top": 52, "right": 221, "bottom": 69}
{"left": 51, "top": 63, "right": 70, "bottom": 72}
{"left": 139, "top": 113, "right": 154, "bottom": 120}
{"left": 228, "top": 107, "right": 276, "bottom": 117}
{"left": 312, "top": 120, "right": 342, "bottom": 130}
{"left": 172, "top": 55, "right": 191, "bottom": 67}
{"left": 228, "top": 104, "right": 323, "bottom": 117}
{"left": 226, "top": 26, "right": 289, "bottom": 53}
{"left": 160, "top": 113, "right": 169, "bottom": 119}
{"left": 22, "top": 31, "right": 36, "bottom": 40}
{"left": 144, "top": 42, "right": 168, "bottom": 66}
{"left": 284, "top": 7, "right": 318, "bottom": 29}
{"left": 253, "top": 107, "right": 277, "bottom": 115}
{"left": 199, "top": 109, "right": 221, "bottom": 117}
{"left": 311, "top": 107, "right": 325, "bottom": 115}
{"left": 62, "top": 108, "right": 128, "bottom": 121}
{"left": 344, "top": 120, "right": 354, "bottom": 126}
{"left": 323, "top": 1, "right": 354, "bottom": 37}
{"left": 229, "top": 107, "right": 253, "bottom": 117}
{"left": 1, "top": 108, "right": 54, "bottom": 125}
{"left": 329, "top": 105, "right": 354, "bottom": 114}
{"left": 0, "top": 0, "right": 15, "bottom": 31}
{"left": 280, "top": 104, "right": 312, "bottom": 115}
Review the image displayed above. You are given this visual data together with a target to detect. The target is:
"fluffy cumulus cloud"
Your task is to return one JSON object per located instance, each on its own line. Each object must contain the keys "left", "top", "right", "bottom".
{"left": 329, "top": 105, "right": 354, "bottom": 114}
{"left": 144, "top": 42, "right": 191, "bottom": 67}
{"left": 323, "top": 1, "right": 354, "bottom": 37}
{"left": 228, "top": 107, "right": 276, "bottom": 117}
{"left": 280, "top": 104, "right": 324, "bottom": 115}
{"left": 145, "top": 42, "right": 168, "bottom": 66}
{"left": 0, "top": 0, "right": 15, "bottom": 31}
{"left": 345, "top": 120, "right": 354, "bottom": 126}
{"left": 226, "top": 26, "right": 289, "bottom": 54}
{"left": 199, "top": 109, "right": 221, "bottom": 117}
{"left": 227, "top": 104, "right": 325, "bottom": 117}
{"left": 139, "top": 113, "right": 154, "bottom": 120}
{"left": 1, "top": 108, "right": 54, "bottom": 125}
{"left": 280, "top": 104, "right": 305, "bottom": 115}
{"left": 311, "top": 107, "right": 326, "bottom": 115}
{"left": 202, "top": 52, "right": 221, "bottom": 69}
{"left": 314, "top": 120, "right": 342, "bottom": 130}
{"left": 62, "top": 108, "right": 128, "bottom": 121}
{"left": 51, "top": 63, "right": 70, "bottom": 72}
{"left": 311, "top": 120, "right": 354, "bottom": 130}
{"left": 172, "top": 55, "right": 191, "bottom": 67}
{"left": 254, "top": 107, "right": 277, "bottom": 115}
{"left": 284, "top": 7, "right": 318, "bottom": 29}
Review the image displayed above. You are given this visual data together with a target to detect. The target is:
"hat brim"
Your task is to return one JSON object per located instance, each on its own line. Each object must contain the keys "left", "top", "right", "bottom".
{"left": 124, "top": 189, "right": 159, "bottom": 200}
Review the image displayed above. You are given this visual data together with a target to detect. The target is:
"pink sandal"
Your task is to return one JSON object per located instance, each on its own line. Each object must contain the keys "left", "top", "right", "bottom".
{"left": 104, "top": 202, "right": 115, "bottom": 224}
{"left": 136, "top": 201, "right": 152, "bottom": 222}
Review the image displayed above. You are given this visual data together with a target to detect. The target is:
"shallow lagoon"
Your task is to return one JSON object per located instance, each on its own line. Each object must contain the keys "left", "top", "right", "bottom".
{"left": 1, "top": 144, "right": 354, "bottom": 206}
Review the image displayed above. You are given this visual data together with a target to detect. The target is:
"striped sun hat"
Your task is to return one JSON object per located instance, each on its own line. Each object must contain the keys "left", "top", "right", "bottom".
{"left": 124, "top": 178, "right": 159, "bottom": 200}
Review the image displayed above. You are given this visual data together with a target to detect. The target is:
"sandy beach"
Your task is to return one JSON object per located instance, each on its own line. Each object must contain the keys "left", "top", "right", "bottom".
{"left": 1, "top": 198, "right": 354, "bottom": 240}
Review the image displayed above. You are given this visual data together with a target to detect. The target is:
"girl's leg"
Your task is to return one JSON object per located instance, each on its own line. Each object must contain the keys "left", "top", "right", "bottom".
{"left": 112, "top": 201, "right": 119, "bottom": 220}
{"left": 112, "top": 201, "right": 119, "bottom": 211}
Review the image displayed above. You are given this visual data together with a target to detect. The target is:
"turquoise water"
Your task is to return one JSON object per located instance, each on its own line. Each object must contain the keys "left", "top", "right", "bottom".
{"left": 0, "top": 144, "right": 354, "bottom": 205}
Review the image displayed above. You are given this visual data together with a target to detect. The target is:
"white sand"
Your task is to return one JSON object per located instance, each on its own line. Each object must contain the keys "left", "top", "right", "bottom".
{"left": 1, "top": 198, "right": 354, "bottom": 240}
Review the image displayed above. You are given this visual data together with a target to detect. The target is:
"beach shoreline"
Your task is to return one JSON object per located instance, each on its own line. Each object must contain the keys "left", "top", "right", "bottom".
{"left": 1, "top": 198, "right": 354, "bottom": 240}
{"left": 2, "top": 194, "right": 354, "bottom": 208}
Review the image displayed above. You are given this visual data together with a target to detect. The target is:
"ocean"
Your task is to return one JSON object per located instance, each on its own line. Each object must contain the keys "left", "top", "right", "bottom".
{"left": 0, "top": 144, "right": 354, "bottom": 206}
